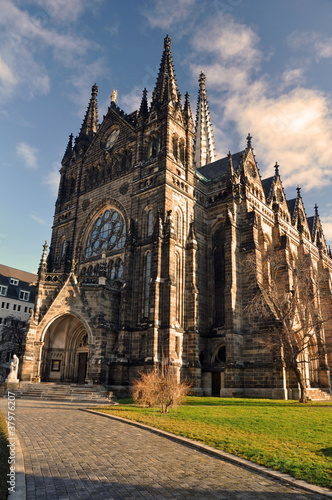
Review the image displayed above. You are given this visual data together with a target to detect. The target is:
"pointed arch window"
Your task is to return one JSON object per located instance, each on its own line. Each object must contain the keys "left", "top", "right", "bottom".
{"left": 85, "top": 208, "right": 126, "bottom": 259}
{"left": 175, "top": 252, "right": 181, "bottom": 323}
{"left": 147, "top": 209, "right": 153, "bottom": 237}
{"left": 172, "top": 136, "right": 178, "bottom": 159}
{"left": 174, "top": 209, "right": 182, "bottom": 243}
{"left": 144, "top": 251, "right": 151, "bottom": 318}
{"left": 179, "top": 139, "right": 185, "bottom": 163}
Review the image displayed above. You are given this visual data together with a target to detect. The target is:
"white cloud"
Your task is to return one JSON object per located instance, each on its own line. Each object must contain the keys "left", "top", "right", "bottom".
{"left": 189, "top": 17, "right": 332, "bottom": 191}
{"left": 0, "top": 0, "right": 98, "bottom": 103}
{"left": 30, "top": 214, "right": 49, "bottom": 226}
{"left": 120, "top": 86, "right": 142, "bottom": 114}
{"left": 42, "top": 162, "right": 60, "bottom": 196}
{"left": 142, "top": 0, "right": 196, "bottom": 29}
{"left": 29, "top": 0, "right": 91, "bottom": 23}
{"left": 16, "top": 142, "right": 39, "bottom": 169}
{"left": 287, "top": 31, "right": 332, "bottom": 61}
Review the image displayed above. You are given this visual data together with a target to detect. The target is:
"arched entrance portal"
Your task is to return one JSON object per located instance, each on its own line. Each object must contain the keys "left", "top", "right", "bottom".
{"left": 41, "top": 314, "right": 90, "bottom": 384}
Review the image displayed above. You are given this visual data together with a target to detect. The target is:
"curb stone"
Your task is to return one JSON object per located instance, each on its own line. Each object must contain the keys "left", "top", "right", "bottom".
{"left": 83, "top": 408, "right": 332, "bottom": 499}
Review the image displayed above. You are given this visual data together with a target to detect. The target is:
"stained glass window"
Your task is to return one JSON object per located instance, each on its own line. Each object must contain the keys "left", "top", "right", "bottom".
{"left": 85, "top": 209, "right": 125, "bottom": 258}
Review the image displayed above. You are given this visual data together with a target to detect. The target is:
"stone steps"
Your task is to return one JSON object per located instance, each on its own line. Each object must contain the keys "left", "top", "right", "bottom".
{"left": 0, "top": 382, "right": 114, "bottom": 403}
{"left": 306, "top": 388, "right": 332, "bottom": 401}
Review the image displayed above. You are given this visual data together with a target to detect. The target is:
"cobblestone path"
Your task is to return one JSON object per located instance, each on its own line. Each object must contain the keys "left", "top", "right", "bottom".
{"left": 1, "top": 399, "right": 329, "bottom": 499}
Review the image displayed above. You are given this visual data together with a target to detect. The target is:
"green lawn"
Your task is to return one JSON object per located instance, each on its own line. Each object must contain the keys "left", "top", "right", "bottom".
{"left": 92, "top": 397, "right": 332, "bottom": 489}
{"left": 0, "top": 410, "right": 9, "bottom": 500}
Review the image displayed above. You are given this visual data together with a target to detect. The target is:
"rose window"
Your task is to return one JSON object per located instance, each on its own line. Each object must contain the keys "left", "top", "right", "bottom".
{"left": 85, "top": 209, "right": 126, "bottom": 258}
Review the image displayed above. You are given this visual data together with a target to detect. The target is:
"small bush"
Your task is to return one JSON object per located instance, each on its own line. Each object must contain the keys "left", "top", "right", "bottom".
{"left": 0, "top": 411, "right": 9, "bottom": 500}
{"left": 132, "top": 364, "right": 191, "bottom": 413}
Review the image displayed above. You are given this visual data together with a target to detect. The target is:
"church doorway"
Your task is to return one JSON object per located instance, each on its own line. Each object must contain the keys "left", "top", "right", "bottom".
{"left": 77, "top": 352, "right": 88, "bottom": 384}
{"left": 41, "top": 314, "right": 90, "bottom": 384}
{"left": 212, "top": 371, "right": 221, "bottom": 396}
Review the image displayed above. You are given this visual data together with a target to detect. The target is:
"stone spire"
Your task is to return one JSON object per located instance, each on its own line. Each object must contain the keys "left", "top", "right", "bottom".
{"left": 61, "top": 133, "right": 73, "bottom": 166}
{"left": 193, "top": 71, "right": 216, "bottom": 168}
{"left": 78, "top": 83, "right": 99, "bottom": 143}
{"left": 38, "top": 241, "right": 48, "bottom": 276}
{"left": 151, "top": 35, "right": 180, "bottom": 110}
{"left": 139, "top": 88, "right": 149, "bottom": 117}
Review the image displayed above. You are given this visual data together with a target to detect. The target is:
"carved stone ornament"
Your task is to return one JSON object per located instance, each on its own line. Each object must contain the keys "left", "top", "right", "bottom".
{"left": 61, "top": 290, "right": 76, "bottom": 305}
{"left": 82, "top": 199, "right": 90, "bottom": 211}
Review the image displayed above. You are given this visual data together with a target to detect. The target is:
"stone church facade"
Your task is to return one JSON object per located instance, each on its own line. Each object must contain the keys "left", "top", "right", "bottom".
{"left": 21, "top": 36, "right": 332, "bottom": 398}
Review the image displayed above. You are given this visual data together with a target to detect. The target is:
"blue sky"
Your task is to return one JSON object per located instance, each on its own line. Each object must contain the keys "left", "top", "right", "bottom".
{"left": 1, "top": 0, "right": 332, "bottom": 273}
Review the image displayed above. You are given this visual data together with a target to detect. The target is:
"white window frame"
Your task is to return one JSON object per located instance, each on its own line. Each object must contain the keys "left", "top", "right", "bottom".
{"left": 0, "top": 286, "right": 7, "bottom": 296}
{"left": 20, "top": 291, "right": 30, "bottom": 301}
{"left": 10, "top": 278, "right": 19, "bottom": 286}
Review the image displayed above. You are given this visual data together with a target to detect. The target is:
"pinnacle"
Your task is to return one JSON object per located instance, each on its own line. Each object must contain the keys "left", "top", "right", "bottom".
{"left": 194, "top": 71, "right": 216, "bottom": 168}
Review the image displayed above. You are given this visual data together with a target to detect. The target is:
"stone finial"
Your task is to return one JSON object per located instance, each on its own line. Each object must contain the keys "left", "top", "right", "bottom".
{"left": 314, "top": 204, "right": 319, "bottom": 216}
{"left": 274, "top": 162, "right": 279, "bottom": 176}
{"left": 246, "top": 133, "right": 252, "bottom": 148}
{"left": 296, "top": 185, "right": 301, "bottom": 198}
{"left": 164, "top": 34, "right": 171, "bottom": 50}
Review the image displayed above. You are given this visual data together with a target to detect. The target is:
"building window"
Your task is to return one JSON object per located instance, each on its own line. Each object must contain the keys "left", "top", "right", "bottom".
{"left": 6, "top": 303, "right": 9, "bottom": 309}
{"left": 61, "top": 240, "right": 67, "bottom": 258}
{"left": 0, "top": 318, "right": 2, "bottom": 324}
{"left": 13, "top": 304, "right": 17, "bottom": 311}
{"left": 117, "top": 260, "right": 123, "bottom": 279}
{"left": 0, "top": 286, "right": 7, "bottom": 296}
{"left": 24, "top": 306, "right": 28, "bottom": 313}
{"left": 175, "top": 252, "right": 181, "bottom": 323}
{"left": 85, "top": 208, "right": 126, "bottom": 259}
{"left": 147, "top": 209, "right": 153, "bottom": 237}
{"left": 10, "top": 278, "right": 19, "bottom": 286}
{"left": 174, "top": 210, "right": 182, "bottom": 242}
{"left": 175, "top": 336, "right": 180, "bottom": 357}
{"left": 172, "top": 136, "right": 178, "bottom": 159}
{"left": 144, "top": 252, "right": 151, "bottom": 318}
{"left": 17, "top": 305, "right": 21, "bottom": 312}
{"left": 20, "top": 291, "right": 30, "bottom": 301}
{"left": 1, "top": 302, "right": 4, "bottom": 309}
{"left": 109, "top": 261, "right": 115, "bottom": 280}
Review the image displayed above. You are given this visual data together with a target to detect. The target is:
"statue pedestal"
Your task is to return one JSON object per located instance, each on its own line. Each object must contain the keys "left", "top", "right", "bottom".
{"left": 4, "top": 380, "right": 20, "bottom": 391}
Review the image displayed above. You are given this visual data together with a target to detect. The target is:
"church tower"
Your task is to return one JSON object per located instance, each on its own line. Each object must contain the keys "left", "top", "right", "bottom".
{"left": 21, "top": 36, "right": 200, "bottom": 391}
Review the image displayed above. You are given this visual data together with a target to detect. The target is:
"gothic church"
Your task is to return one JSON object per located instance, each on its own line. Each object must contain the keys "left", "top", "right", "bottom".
{"left": 21, "top": 36, "right": 332, "bottom": 398}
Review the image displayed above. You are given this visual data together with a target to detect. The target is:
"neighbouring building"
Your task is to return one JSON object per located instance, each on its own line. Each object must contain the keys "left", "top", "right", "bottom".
{"left": 20, "top": 36, "right": 332, "bottom": 398}
{"left": 0, "top": 265, "right": 36, "bottom": 381}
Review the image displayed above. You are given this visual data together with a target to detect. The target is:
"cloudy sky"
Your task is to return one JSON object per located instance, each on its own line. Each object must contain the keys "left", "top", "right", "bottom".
{"left": 1, "top": 0, "right": 332, "bottom": 273}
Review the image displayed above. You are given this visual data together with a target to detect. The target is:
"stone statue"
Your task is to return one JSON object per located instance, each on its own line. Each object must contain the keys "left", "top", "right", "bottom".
{"left": 7, "top": 355, "right": 19, "bottom": 382}
{"left": 111, "top": 89, "right": 117, "bottom": 103}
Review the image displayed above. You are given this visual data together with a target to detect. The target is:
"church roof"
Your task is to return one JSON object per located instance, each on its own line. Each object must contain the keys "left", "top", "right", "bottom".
{"left": 307, "top": 216, "right": 315, "bottom": 236}
{"left": 287, "top": 198, "right": 297, "bottom": 220}
{"left": 196, "top": 150, "right": 244, "bottom": 181}
{"left": 261, "top": 176, "right": 274, "bottom": 200}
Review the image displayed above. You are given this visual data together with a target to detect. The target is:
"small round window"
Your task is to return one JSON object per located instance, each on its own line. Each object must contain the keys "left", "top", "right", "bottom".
{"left": 85, "top": 209, "right": 126, "bottom": 258}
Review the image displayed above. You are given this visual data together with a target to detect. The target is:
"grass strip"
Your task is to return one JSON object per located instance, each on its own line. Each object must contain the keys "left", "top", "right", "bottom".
{"left": 92, "top": 397, "right": 332, "bottom": 489}
{"left": 0, "top": 410, "right": 9, "bottom": 500}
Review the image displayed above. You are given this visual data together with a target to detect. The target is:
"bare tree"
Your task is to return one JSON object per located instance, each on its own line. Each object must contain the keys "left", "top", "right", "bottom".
{"left": 132, "top": 361, "right": 192, "bottom": 413}
{"left": 1, "top": 316, "right": 27, "bottom": 359}
{"left": 245, "top": 246, "right": 332, "bottom": 403}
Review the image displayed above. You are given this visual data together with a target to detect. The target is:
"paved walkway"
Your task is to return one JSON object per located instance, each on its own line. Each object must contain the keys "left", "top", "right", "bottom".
{"left": 0, "top": 399, "right": 330, "bottom": 499}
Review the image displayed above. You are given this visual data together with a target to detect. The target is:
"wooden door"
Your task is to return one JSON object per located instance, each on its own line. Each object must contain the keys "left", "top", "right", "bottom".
{"left": 77, "top": 352, "right": 87, "bottom": 384}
